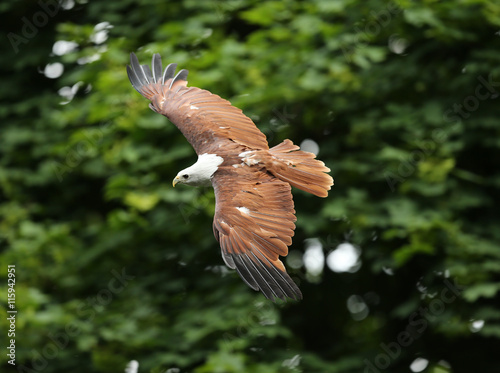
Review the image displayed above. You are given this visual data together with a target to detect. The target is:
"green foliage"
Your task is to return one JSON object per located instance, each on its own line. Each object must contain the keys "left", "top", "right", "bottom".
{"left": 1, "top": 0, "right": 500, "bottom": 372}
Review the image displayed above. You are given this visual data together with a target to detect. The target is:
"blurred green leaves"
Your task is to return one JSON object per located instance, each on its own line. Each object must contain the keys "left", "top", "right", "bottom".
{"left": 1, "top": 0, "right": 500, "bottom": 372}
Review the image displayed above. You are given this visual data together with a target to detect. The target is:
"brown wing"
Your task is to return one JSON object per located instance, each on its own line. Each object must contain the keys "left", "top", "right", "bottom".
{"left": 127, "top": 53, "right": 269, "bottom": 154}
{"left": 211, "top": 167, "right": 302, "bottom": 301}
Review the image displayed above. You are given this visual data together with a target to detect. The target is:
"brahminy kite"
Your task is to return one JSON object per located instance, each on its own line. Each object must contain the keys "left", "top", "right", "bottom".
{"left": 127, "top": 53, "right": 333, "bottom": 301}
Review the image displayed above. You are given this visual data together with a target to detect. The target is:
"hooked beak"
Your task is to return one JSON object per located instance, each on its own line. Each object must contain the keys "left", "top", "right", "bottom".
{"left": 172, "top": 176, "right": 181, "bottom": 188}
{"left": 172, "top": 176, "right": 181, "bottom": 187}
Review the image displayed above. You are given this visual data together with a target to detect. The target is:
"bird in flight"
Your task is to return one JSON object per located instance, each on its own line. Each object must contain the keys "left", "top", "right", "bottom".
{"left": 127, "top": 53, "right": 333, "bottom": 301}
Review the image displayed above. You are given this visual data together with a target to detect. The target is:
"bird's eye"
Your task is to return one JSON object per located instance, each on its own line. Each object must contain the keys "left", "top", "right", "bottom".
{"left": 182, "top": 174, "right": 189, "bottom": 179}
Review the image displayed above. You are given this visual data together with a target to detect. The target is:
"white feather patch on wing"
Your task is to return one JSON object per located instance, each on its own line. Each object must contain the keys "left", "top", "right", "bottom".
{"left": 239, "top": 150, "right": 260, "bottom": 166}
{"left": 239, "top": 150, "right": 253, "bottom": 157}
{"left": 236, "top": 206, "right": 250, "bottom": 215}
{"left": 242, "top": 156, "right": 260, "bottom": 166}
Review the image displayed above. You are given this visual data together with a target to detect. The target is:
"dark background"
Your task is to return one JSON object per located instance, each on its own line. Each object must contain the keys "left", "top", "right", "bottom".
{"left": 1, "top": 0, "right": 500, "bottom": 372}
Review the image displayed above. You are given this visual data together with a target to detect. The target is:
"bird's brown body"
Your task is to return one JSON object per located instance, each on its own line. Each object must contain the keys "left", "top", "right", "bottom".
{"left": 127, "top": 53, "right": 333, "bottom": 301}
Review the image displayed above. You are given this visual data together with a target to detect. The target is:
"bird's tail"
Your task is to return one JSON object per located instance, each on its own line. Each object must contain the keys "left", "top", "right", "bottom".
{"left": 268, "top": 140, "right": 333, "bottom": 198}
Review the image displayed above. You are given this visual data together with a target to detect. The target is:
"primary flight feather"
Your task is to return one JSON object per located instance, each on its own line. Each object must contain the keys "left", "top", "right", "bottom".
{"left": 127, "top": 53, "right": 333, "bottom": 301}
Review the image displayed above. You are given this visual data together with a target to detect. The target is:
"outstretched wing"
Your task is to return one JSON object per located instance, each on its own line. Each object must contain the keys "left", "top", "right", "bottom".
{"left": 127, "top": 53, "right": 269, "bottom": 154}
{"left": 211, "top": 167, "right": 302, "bottom": 301}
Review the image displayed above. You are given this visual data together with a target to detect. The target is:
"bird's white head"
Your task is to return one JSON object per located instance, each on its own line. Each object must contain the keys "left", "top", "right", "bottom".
{"left": 173, "top": 153, "right": 224, "bottom": 187}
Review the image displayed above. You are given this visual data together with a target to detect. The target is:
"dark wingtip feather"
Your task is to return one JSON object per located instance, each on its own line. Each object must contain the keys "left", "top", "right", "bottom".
{"left": 126, "top": 65, "right": 142, "bottom": 93}
{"left": 169, "top": 69, "right": 189, "bottom": 89}
{"left": 129, "top": 53, "right": 148, "bottom": 86}
{"left": 141, "top": 64, "right": 152, "bottom": 83}
{"left": 232, "top": 255, "right": 260, "bottom": 291}
{"left": 231, "top": 252, "right": 302, "bottom": 302}
{"left": 127, "top": 53, "right": 189, "bottom": 99}
{"left": 152, "top": 54, "right": 162, "bottom": 83}
{"left": 163, "top": 63, "right": 178, "bottom": 84}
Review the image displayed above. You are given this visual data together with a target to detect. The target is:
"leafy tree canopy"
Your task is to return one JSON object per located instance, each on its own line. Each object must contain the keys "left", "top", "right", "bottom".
{"left": 1, "top": 0, "right": 499, "bottom": 372}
